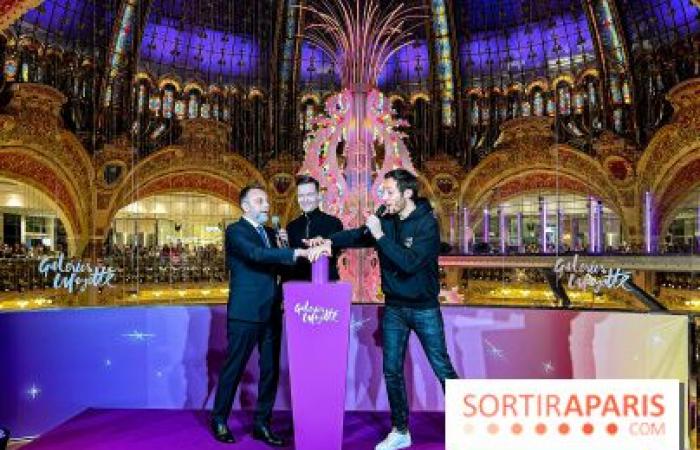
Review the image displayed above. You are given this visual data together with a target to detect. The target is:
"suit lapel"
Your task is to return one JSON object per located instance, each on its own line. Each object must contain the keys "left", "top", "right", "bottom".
{"left": 238, "top": 218, "right": 270, "bottom": 247}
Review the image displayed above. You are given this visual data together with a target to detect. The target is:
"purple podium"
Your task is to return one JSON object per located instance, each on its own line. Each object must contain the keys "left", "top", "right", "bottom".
{"left": 282, "top": 256, "right": 353, "bottom": 450}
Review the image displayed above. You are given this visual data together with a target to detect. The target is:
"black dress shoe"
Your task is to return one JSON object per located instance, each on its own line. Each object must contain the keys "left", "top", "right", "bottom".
{"left": 210, "top": 419, "right": 235, "bottom": 444}
{"left": 252, "top": 424, "right": 286, "bottom": 447}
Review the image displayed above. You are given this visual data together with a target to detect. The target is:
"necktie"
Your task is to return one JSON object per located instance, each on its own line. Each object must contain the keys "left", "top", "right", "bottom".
{"left": 257, "top": 226, "right": 271, "bottom": 248}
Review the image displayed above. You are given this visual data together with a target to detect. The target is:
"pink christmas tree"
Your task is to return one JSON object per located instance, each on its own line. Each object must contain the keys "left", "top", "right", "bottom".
{"left": 298, "top": 0, "right": 422, "bottom": 302}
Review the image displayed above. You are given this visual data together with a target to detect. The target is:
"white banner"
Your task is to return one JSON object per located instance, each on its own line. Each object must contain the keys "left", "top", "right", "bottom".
{"left": 446, "top": 379, "right": 682, "bottom": 450}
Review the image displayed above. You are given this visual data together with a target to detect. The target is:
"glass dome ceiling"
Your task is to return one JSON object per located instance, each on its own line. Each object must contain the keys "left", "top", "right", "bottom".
{"left": 9, "top": 0, "right": 699, "bottom": 89}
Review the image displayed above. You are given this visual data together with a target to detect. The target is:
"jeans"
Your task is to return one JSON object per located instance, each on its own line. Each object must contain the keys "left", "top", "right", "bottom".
{"left": 382, "top": 305, "right": 459, "bottom": 431}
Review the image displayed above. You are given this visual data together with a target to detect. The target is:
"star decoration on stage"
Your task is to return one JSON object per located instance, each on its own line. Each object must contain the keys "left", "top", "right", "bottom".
{"left": 122, "top": 330, "right": 156, "bottom": 341}
{"left": 26, "top": 384, "right": 41, "bottom": 400}
{"left": 350, "top": 317, "right": 371, "bottom": 332}
{"left": 484, "top": 339, "right": 506, "bottom": 360}
{"left": 542, "top": 360, "right": 555, "bottom": 375}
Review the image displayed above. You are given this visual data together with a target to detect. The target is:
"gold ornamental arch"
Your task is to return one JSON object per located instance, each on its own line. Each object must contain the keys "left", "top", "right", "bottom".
{"left": 0, "top": 84, "right": 95, "bottom": 255}
{"left": 103, "top": 146, "right": 266, "bottom": 235}
{"left": 460, "top": 118, "right": 627, "bottom": 235}
{"left": 637, "top": 78, "right": 700, "bottom": 236}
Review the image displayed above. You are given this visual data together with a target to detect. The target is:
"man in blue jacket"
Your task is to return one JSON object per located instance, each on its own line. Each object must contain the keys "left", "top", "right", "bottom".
{"left": 211, "top": 184, "right": 309, "bottom": 446}
{"left": 307, "top": 169, "right": 459, "bottom": 450}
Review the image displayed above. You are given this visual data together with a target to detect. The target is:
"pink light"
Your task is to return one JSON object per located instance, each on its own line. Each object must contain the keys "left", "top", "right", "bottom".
{"left": 539, "top": 196, "right": 547, "bottom": 253}
{"left": 483, "top": 208, "right": 490, "bottom": 247}
{"left": 462, "top": 207, "right": 470, "bottom": 253}
{"left": 498, "top": 208, "right": 506, "bottom": 254}
{"left": 596, "top": 201, "right": 603, "bottom": 253}
{"left": 589, "top": 196, "right": 597, "bottom": 253}
{"left": 645, "top": 191, "right": 652, "bottom": 253}
{"left": 557, "top": 209, "right": 564, "bottom": 252}
{"left": 516, "top": 212, "right": 523, "bottom": 253}
{"left": 696, "top": 198, "right": 700, "bottom": 253}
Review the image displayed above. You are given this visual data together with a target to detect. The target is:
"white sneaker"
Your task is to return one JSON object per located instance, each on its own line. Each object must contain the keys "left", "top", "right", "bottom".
{"left": 375, "top": 429, "right": 412, "bottom": 450}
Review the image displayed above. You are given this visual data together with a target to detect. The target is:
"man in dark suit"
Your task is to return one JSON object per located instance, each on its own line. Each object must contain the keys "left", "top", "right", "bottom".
{"left": 211, "top": 184, "right": 309, "bottom": 446}
{"left": 280, "top": 175, "right": 344, "bottom": 282}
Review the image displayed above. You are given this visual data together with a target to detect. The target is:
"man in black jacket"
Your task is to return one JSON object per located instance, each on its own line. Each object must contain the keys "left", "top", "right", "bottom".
{"left": 281, "top": 175, "right": 343, "bottom": 281}
{"left": 211, "top": 184, "right": 309, "bottom": 446}
{"left": 307, "top": 169, "right": 459, "bottom": 450}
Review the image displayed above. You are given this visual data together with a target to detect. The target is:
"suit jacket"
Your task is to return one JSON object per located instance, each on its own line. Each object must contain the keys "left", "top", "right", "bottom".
{"left": 225, "top": 218, "right": 295, "bottom": 322}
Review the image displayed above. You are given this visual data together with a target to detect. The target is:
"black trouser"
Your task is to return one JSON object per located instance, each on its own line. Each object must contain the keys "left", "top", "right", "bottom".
{"left": 212, "top": 315, "right": 281, "bottom": 426}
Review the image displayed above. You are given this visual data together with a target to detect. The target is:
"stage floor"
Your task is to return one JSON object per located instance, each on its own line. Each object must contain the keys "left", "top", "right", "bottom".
{"left": 21, "top": 409, "right": 445, "bottom": 450}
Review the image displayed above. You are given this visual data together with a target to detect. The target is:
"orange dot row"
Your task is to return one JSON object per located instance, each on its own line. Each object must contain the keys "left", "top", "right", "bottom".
{"left": 466, "top": 422, "right": 619, "bottom": 436}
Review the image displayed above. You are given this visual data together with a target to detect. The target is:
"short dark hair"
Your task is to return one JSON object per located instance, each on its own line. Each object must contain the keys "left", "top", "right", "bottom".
{"left": 295, "top": 175, "right": 320, "bottom": 192}
{"left": 385, "top": 169, "right": 418, "bottom": 199}
{"left": 239, "top": 183, "right": 266, "bottom": 206}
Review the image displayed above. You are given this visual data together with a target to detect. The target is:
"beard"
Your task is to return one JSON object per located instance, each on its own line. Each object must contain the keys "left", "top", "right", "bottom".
{"left": 388, "top": 199, "right": 405, "bottom": 215}
{"left": 256, "top": 211, "right": 269, "bottom": 224}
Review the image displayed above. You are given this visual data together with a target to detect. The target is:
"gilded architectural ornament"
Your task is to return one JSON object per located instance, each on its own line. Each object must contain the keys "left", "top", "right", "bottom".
{"left": 264, "top": 153, "right": 299, "bottom": 223}
{"left": 0, "top": 0, "right": 43, "bottom": 32}
{"left": 460, "top": 117, "right": 628, "bottom": 238}
{"left": 0, "top": 84, "right": 94, "bottom": 253}
{"left": 637, "top": 78, "right": 700, "bottom": 235}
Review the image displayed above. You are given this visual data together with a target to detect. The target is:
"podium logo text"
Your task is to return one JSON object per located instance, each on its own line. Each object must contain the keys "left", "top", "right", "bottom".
{"left": 293, "top": 300, "right": 339, "bottom": 325}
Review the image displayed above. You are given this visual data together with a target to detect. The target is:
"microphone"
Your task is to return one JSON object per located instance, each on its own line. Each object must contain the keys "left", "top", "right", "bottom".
{"left": 362, "top": 205, "right": 388, "bottom": 236}
{"left": 271, "top": 215, "right": 288, "bottom": 248}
